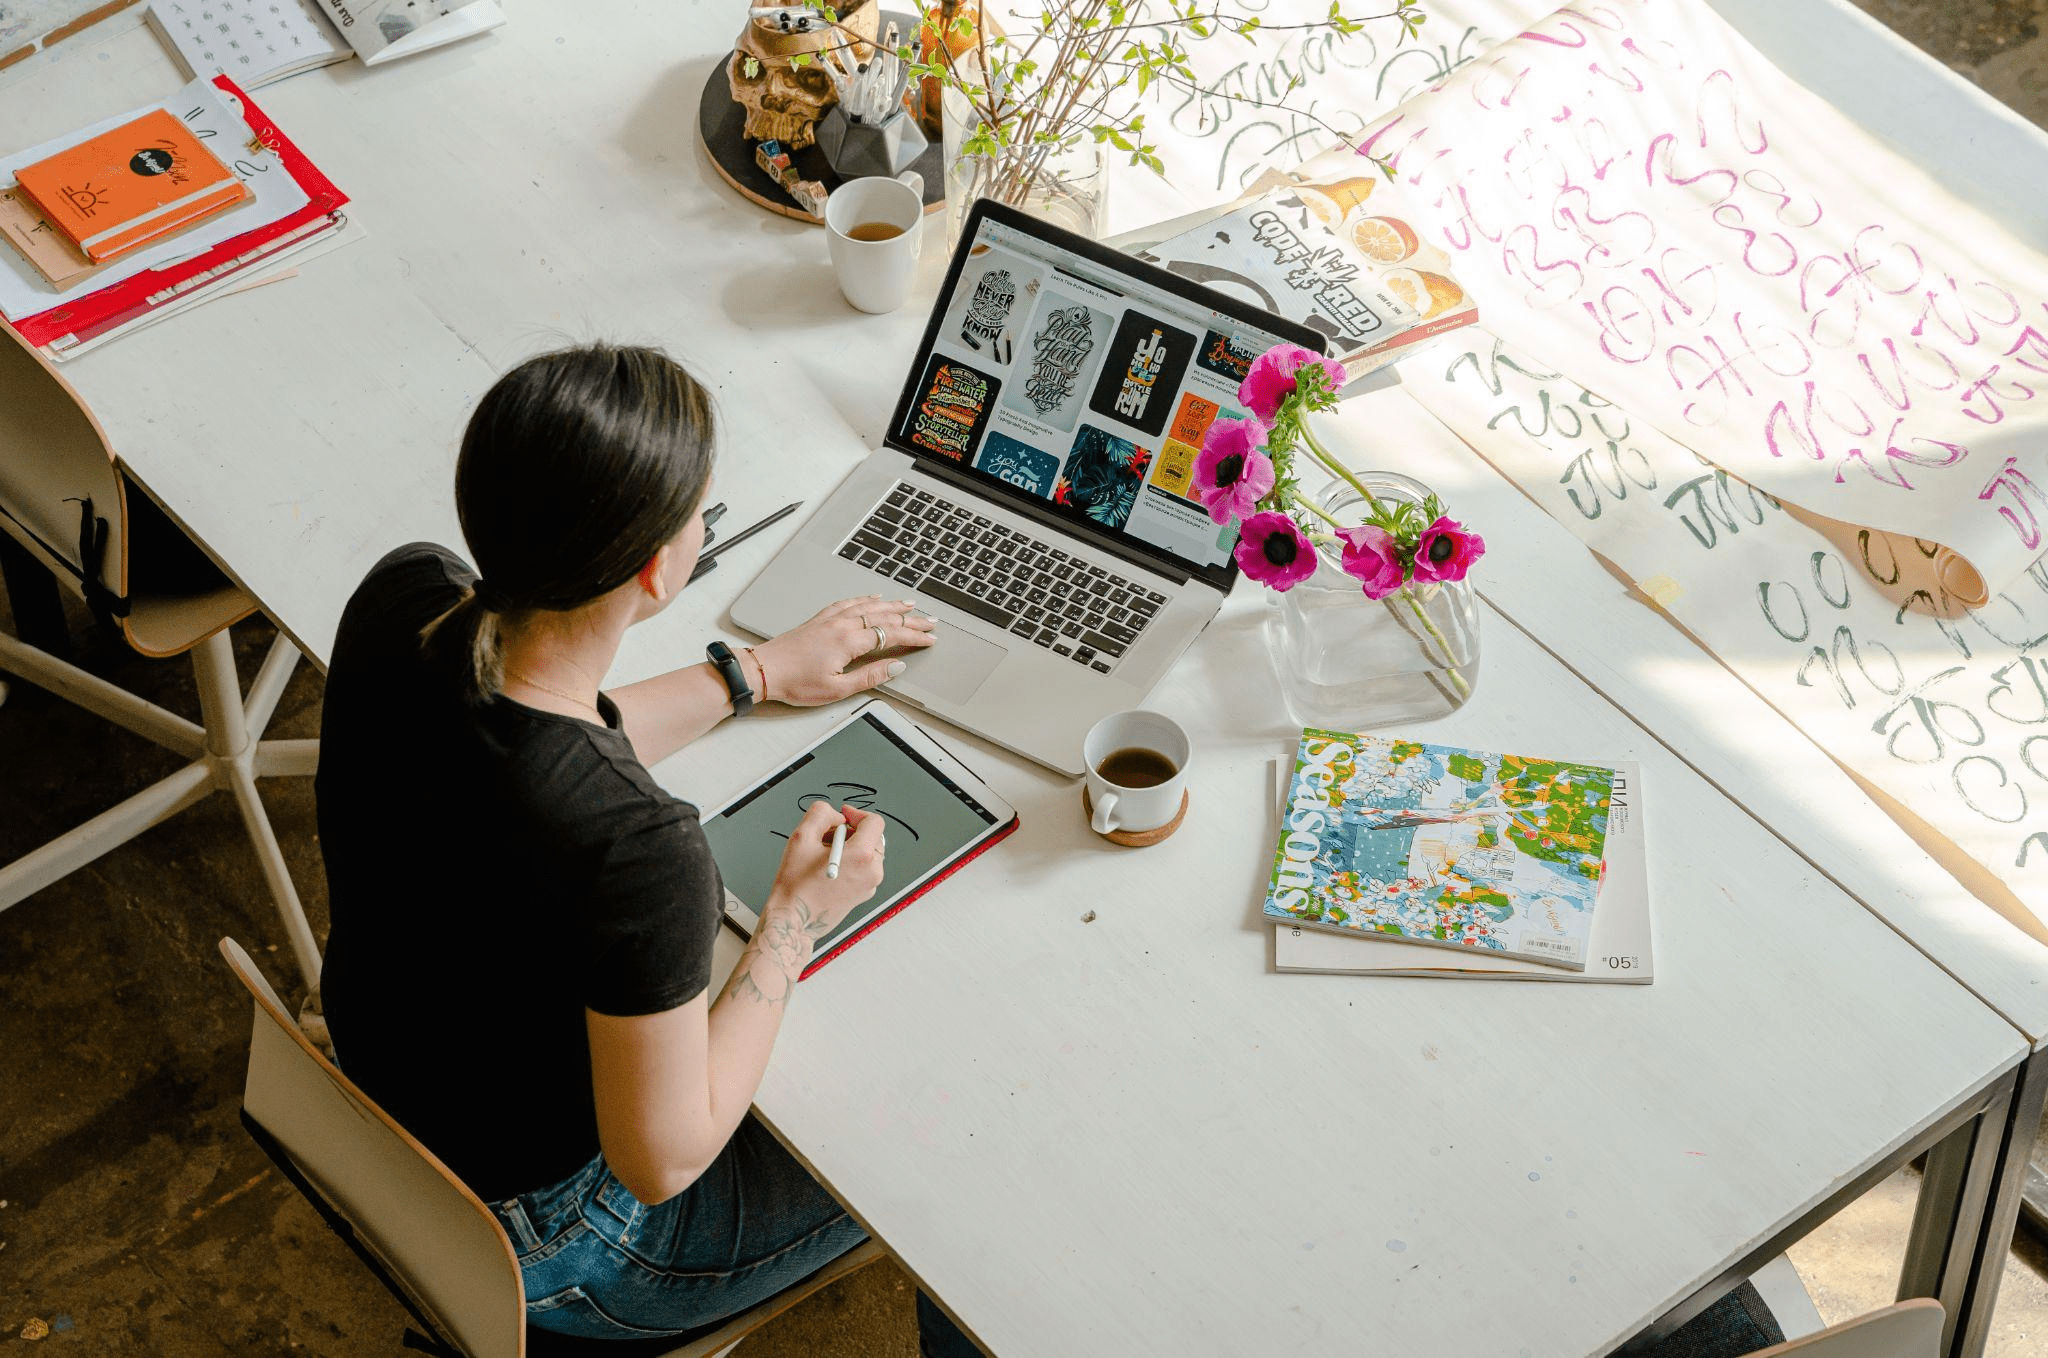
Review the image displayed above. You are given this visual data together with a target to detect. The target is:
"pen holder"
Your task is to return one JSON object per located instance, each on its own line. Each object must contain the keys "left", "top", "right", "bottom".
{"left": 816, "top": 101, "right": 928, "bottom": 180}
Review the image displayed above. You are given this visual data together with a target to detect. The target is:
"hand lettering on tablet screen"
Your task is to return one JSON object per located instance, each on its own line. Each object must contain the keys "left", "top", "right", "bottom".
{"left": 768, "top": 781, "right": 923, "bottom": 842}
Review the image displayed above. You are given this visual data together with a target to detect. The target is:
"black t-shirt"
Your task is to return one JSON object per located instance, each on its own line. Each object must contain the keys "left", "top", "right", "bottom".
{"left": 316, "top": 544, "right": 721, "bottom": 1204}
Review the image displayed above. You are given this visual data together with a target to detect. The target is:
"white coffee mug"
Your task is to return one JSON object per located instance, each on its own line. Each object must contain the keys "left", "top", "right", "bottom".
{"left": 1083, "top": 710, "right": 1191, "bottom": 837}
{"left": 824, "top": 171, "right": 925, "bottom": 314}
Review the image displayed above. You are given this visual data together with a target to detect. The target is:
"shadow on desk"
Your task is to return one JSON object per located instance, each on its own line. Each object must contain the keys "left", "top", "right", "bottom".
{"left": 626, "top": 55, "right": 726, "bottom": 173}
{"left": 717, "top": 259, "right": 848, "bottom": 332}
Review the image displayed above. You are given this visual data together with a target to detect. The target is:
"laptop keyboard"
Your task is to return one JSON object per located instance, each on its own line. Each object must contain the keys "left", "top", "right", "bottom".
{"left": 835, "top": 482, "right": 1167, "bottom": 673}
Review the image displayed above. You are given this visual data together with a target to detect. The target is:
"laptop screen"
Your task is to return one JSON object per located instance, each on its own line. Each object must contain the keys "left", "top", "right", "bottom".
{"left": 886, "top": 200, "right": 1326, "bottom": 591}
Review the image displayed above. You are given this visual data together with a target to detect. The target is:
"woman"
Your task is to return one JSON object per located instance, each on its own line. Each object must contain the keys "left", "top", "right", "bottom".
{"left": 315, "top": 343, "right": 972, "bottom": 1352}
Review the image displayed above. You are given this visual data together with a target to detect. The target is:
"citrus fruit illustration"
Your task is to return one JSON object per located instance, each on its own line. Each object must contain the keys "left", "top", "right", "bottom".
{"left": 1295, "top": 175, "right": 1376, "bottom": 224}
{"left": 1383, "top": 268, "right": 1465, "bottom": 320}
{"left": 1349, "top": 214, "right": 1420, "bottom": 263}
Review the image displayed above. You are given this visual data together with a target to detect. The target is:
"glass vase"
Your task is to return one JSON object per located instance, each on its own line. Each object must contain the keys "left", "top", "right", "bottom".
{"left": 1268, "top": 474, "right": 1482, "bottom": 730}
{"left": 940, "top": 84, "right": 1109, "bottom": 245}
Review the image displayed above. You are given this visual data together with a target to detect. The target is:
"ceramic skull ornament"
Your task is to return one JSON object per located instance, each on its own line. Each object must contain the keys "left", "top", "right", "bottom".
{"left": 729, "top": 0, "right": 879, "bottom": 149}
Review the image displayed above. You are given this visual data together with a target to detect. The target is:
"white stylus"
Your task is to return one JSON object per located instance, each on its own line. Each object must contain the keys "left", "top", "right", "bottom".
{"left": 825, "top": 820, "right": 848, "bottom": 880}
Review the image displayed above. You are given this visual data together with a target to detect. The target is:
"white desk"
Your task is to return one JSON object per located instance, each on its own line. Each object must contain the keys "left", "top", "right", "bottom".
{"left": 660, "top": 570, "right": 2026, "bottom": 1357}
{"left": 0, "top": 3, "right": 2038, "bottom": 1355}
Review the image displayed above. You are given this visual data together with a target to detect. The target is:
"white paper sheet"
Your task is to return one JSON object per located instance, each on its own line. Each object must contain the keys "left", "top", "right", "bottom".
{"left": 1405, "top": 326, "right": 2048, "bottom": 934}
{"left": 1096, "top": 0, "right": 1557, "bottom": 236}
{"left": 1348, "top": 0, "right": 2048, "bottom": 603}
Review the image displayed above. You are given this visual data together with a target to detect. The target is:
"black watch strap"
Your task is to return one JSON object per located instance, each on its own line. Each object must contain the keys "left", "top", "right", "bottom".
{"left": 706, "top": 641, "right": 754, "bottom": 717}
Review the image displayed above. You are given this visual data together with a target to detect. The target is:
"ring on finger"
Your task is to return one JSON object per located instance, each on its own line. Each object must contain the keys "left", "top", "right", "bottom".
{"left": 857, "top": 612, "right": 869, "bottom": 629}
{"left": 872, "top": 624, "right": 888, "bottom": 653}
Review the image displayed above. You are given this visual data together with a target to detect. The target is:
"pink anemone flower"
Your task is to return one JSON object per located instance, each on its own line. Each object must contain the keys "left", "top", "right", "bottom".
{"left": 1234, "top": 511, "right": 1319, "bottom": 591}
{"left": 1411, "top": 516, "right": 1486, "bottom": 584}
{"left": 1238, "top": 343, "right": 1348, "bottom": 423}
{"left": 1192, "top": 417, "right": 1274, "bottom": 524}
{"left": 1336, "top": 524, "right": 1406, "bottom": 600}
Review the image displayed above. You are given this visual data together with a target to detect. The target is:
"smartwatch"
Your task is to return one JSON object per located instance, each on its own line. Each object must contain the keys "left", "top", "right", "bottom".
{"left": 706, "top": 641, "right": 755, "bottom": 717}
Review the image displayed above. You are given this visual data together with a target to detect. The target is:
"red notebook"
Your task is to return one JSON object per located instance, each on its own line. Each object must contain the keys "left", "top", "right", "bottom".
{"left": 10, "top": 77, "right": 349, "bottom": 351}
{"left": 15, "top": 108, "right": 250, "bottom": 263}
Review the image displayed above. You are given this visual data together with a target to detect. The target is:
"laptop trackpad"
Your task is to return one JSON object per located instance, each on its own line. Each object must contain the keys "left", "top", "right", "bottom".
{"left": 892, "top": 620, "right": 1004, "bottom": 705}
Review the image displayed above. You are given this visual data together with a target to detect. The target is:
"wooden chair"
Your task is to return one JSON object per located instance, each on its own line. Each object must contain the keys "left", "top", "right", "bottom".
{"left": 0, "top": 332, "right": 320, "bottom": 984}
{"left": 1745, "top": 1299, "right": 1943, "bottom": 1357}
{"left": 220, "top": 936, "right": 888, "bottom": 1356}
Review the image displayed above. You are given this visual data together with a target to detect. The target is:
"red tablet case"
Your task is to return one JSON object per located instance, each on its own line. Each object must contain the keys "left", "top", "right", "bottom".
{"left": 798, "top": 812, "right": 1021, "bottom": 980}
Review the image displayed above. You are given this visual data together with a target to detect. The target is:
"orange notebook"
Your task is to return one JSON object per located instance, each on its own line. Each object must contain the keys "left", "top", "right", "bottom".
{"left": 14, "top": 109, "right": 249, "bottom": 264}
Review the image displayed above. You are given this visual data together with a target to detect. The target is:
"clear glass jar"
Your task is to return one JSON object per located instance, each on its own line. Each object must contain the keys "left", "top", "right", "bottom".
{"left": 940, "top": 83, "right": 1109, "bottom": 244}
{"left": 1268, "top": 473, "right": 1482, "bottom": 730}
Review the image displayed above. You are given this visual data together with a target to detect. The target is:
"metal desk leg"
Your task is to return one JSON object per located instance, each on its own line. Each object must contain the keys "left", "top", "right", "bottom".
{"left": 1941, "top": 1046, "right": 2048, "bottom": 1358}
{"left": 1899, "top": 1066, "right": 2016, "bottom": 1357}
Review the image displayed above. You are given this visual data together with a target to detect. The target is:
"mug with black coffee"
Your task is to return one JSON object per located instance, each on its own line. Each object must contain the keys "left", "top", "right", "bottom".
{"left": 1082, "top": 710, "right": 1191, "bottom": 842}
{"left": 823, "top": 170, "right": 924, "bottom": 314}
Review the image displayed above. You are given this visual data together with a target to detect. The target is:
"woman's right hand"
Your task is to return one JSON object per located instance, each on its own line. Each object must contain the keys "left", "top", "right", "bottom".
{"left": 770, "top": 801, "right": 886, "bottom": 938}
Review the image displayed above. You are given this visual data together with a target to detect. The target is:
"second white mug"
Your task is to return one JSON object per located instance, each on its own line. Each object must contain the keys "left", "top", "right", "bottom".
{"left": 824, "top": 171, "right": 925, "bottom": 314}
{"left": 1083, "top": 710, "right": 1191, "bottom": 838}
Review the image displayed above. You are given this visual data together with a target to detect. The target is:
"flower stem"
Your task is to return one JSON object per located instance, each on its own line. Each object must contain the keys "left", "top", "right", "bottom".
{"left": 1299, "top": 423, "right": 1388, "bottom": 522}
{"left": 1287, "top": 491, "right": 1347, "bottom": 531}
{"left": 1398, "top": 583, "right": 1471, "bottom": 698}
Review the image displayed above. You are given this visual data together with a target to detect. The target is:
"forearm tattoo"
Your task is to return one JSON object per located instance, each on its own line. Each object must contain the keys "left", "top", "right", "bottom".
{"left": 723, "top": 892, "right": 827, "bottom": 1007}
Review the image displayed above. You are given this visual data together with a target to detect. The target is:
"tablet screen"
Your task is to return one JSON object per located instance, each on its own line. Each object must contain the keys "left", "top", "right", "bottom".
{"left": 701, "top": 710, "right": 1003, "bottom": 956}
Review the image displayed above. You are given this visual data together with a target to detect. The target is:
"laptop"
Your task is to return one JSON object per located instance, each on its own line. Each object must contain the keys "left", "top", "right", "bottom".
{"left": 731, "top": 197, "right": 1326, "bottom": 776}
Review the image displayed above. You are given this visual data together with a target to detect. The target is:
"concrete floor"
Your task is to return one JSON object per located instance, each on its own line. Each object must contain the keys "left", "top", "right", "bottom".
{"left": 7, "top": 2, "right": 2048, "bottom": 1354}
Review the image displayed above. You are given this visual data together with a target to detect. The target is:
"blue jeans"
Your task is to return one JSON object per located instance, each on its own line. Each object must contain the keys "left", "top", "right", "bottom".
{"left": 489, "top": 1115, "right": 978, "bottom": 1356}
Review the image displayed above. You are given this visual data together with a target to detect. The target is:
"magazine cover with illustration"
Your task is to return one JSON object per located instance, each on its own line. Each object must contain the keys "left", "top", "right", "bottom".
{"left": 1263, "top": 728, "right": 1618, "bottom": 970}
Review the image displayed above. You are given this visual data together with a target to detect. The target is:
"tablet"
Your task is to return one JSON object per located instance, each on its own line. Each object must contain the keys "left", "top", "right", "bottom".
{"left": 702, "top": 699, "right": 1019, "bottom": 977}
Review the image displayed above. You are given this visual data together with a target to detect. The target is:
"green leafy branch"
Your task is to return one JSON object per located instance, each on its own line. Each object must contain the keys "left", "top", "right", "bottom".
{"left": 791, "top": 0, "right": 1423, "bottom": 207}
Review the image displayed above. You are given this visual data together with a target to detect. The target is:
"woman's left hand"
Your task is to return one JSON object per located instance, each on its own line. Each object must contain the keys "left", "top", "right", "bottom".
{"left": 748, "top": 595, "right": 937, "bottom": 706}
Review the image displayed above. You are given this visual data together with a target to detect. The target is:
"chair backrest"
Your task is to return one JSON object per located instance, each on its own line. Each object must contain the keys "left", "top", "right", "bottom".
{"left": 0, "top": 329, "right": 251, "bottom": 656}
{"left": 0, "top": 326, "right": 125, "bottom": 590}
{"left": 219, "top": 936, "right": 526, "bottom": 1358}
{"left": 1746, "top": 1299, "right": 1944, "bottom": 1358}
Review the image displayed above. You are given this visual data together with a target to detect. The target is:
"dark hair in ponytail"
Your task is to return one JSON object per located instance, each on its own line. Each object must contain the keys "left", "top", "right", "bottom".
{"left": 421, "top": 344, "right": 716, "bottom": 703}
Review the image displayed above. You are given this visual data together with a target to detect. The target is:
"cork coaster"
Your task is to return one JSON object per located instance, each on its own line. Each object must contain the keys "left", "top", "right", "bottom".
{"left": 1083, "top": 787, "right": 1190, "bottom": 847}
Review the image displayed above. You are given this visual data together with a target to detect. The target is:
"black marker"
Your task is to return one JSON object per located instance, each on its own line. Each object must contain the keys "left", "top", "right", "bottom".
{"left": 690, "top": 501, "right": 803, "bottom": 582}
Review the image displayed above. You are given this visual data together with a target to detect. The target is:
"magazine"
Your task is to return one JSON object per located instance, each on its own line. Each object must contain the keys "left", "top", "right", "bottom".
{"left": 151, "top": 0, "right": 503, "bottom": 78}
{"left": 1129, "top": 145, "right": 1477, "bottom": 381}
{"left": 315, "top": 0, "right": 503, "bottom": 65}
{"left": 1263, "top": 729, "right": 1619, "bottom": 971}
{"left": 1271, "top": 758, "right": 1651, "bottom": 983}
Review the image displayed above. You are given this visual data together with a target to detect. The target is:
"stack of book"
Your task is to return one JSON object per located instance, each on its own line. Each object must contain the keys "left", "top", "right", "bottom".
{"left": 1262, "top": 728, "right": 1653, "bottom": 984}
{"left": 0, "top": 76, "right": 350, "bottom": 360}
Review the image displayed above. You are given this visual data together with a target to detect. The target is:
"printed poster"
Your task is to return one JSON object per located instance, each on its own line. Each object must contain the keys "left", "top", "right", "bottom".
{"left": 1088, "top": 311, "right": 1196, "bottom": 438}
{"left": 940, "top": 249, "right": 1043, "bottom": 366}
{"left": 1197, "top": 328, "right": 1261, "bottom": 385}
{"left": 907, "top": 355, "right": 1000, "bottom": 462}
{"left": 1000, "top": 294, "right": 1110, "bottom": 432}
{"left": 1153, "top": 390, "right": 1237, "bottom": 500}
{"left": 1058, "top": 425, "right": 1152, "bottom": 529}
{"left": 974, "top": 431, "right": 1060, "bottom": 497}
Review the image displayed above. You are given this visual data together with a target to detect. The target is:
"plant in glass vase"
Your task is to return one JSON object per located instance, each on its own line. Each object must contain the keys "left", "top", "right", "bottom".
{"left": 797, "top": 0, "right": 1428, "bottom": 239}
{"left": 1200, "top": 343, "right": 1485, "bottom": 725}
